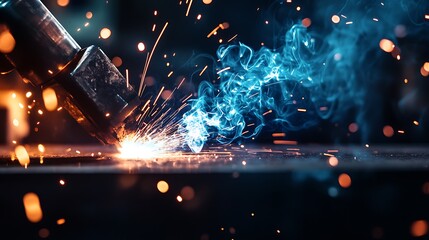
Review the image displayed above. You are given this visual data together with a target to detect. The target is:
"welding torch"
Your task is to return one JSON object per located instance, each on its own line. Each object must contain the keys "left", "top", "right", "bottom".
{"left": 0, "top": 0, "right": 141, "bottom": 145}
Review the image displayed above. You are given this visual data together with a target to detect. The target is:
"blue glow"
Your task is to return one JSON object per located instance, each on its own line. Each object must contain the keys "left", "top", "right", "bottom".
{"left": 180, "top": 0, "right": 429, "bottom": 152}
{"left": 181, "top": 24, "right": 328, "bottom": 152}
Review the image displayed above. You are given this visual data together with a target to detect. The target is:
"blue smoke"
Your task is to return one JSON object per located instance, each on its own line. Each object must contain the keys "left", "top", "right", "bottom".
{"left": 180, "top": 0, "right": 429, "bottom": 152}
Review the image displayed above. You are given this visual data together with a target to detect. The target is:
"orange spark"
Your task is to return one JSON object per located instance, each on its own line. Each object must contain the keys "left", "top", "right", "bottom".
{"left": 86, "top": 12, "right": 93, "bottom": 19}
{"left": 331, "top": 15, "right": 340, "bottom": 23}
{"left": 301, "top": 18, "right": 312, "bottom": 27}
{"left": 328, "top": 156, "right": 339, "bottom": 167}
{"left": 42, "top": 88, "right": 58, "bottom": 111}
{"left": 383, "top": 125, "right": 394, "bottom": 137}
{"left": 263, "top": 110, "right": 272, "bottom": 116}
{"left": 379, "top": 39, "right": 395, "bottom": 53}
{"left": 57, "top": 218, "right": 66, "bottom": 225}
{"left": 139, "top": 22, "right": 169, "bottom": 96}
{"left": 411, "top": 220, "right": 428, "bottom": 237}
{"left": 100, "top": 28, "right": 112, "bottom": 39}
{"left": 228, "top": 34, "right": 238, "bottom": 42}
{"left": 185, "top": 0, "right": 193, "bottom": 16}
{"left": 338, "top": 173, "right": 352, "bottom": 188}
{"left": 157, "top": 181, "right": 169, "bottom": 193}
{"left": 23, "top": 193, "right": 43, "bottom": 223}
{"left": 57, "top": 0, "right": 69, "bottom": 7}
{"left": 125, "top": 69, "right": 129, "bottom": 88}
{"left": 272, "top": 133, "right": 286, "bottom": 137}
{"left": 273, "top": 140, "right": 298, "bottom": 145}
{"left": 15, "top": 145, "right": 30, "bottom": 167}
{"left": 199, "top": 65, "right": 208, "bottom": 76}
{"left": 207, "top": 22, "right": 229, "bottom": 38}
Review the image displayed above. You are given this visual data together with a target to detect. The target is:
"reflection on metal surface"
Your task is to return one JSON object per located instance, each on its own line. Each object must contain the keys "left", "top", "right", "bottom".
{"left": 1, "top": 144, "right": 429, "bottom": 173}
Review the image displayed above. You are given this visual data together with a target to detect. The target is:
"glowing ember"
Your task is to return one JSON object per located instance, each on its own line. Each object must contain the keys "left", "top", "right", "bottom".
{"left": 38, "top": 144, "right": 45, "bottom": 153}
{"left": 328, "top": 156, "right": 339, "bottom": 167}
{"left": 157, "top": 181, "right": 169, "bottom": 193}
{"left": 379, "top": 39, "right": 395, "bottom": 53}
{"left": 411, "top": 220, "right": 428, "bottom": 237}
{"left": 301, "top": 18, "right": 311, "bottom": 27}
{"left": 331, "top": 15, "right": 340, "bottom": 23}
{"left": 420, "top": 66, "right": 429, "bottom": 77}
{"left": 15, "top": 145, "right": 30, "bottom": 167}
{"left": 57, "top": 0, "right": 69, "bottom": 7}
{"left": 42, "top": 87, "right": 58, "bottom": 111}
{"left": 86, "top": 11, "right": 93, "bottom": 19}
{"left": 207, "top": 22, "right": 229, "bottom": 38}
{"left": 100, "top": 28, "right": 112, "bottom": 39}
{"left": 424, "top": 62, "right": 429, "bottom": 72}
{"left": 23, "top": 192, "right": 43, "bottom": 223}
{"left": 272, "top": 132, "right": 286, "bottom": 137}
{"left": 112, "top": 56, "right": 123, "bottom": 67}
{"left": 0, "top": 28, "right": 16, "bottom": 53}
{"left": 348, "top": 123, "right": 359, "bottom": 133}
{"left": 57, "top": 218, "right": 66, "bottom": 225}
{"left": 383, "top": 125, "right": 394, "bottom": 137}
{"left": 338, "top": 173, "right": 352, "bottom": 188}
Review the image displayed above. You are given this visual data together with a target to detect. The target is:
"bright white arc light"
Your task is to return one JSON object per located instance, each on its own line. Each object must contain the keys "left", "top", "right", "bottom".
{"left": 118, "top": 134, "right": 183, "bottom": 160}
{"left": 119, "top": 140, "right": 162, "bottom": 159}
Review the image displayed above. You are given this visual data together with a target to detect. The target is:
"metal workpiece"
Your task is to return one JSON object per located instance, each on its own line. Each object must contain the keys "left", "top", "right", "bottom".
{"left": 0, "top": 0, "right": 81, "bottom": 86}
{"left": 1, "top": 144, "right": 429, "bottom": 172}
{"left": 49, "top": 46, "right": 141, "bottom": 145}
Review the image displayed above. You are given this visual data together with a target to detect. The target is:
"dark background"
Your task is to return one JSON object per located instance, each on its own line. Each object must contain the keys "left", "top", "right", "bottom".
{"left": 1, "top": 0, "right": 429, "bottom": 145}
{"left": 2, "top": 2, "right": 429, "bottom": 239}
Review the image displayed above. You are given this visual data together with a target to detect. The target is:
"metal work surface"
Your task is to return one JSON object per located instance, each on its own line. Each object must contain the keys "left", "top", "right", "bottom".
{"left": 1, "top": 145, "right": 429, "bottom": 239}
{"left": 1, "top": 144, "right": 429, "bottom": 173}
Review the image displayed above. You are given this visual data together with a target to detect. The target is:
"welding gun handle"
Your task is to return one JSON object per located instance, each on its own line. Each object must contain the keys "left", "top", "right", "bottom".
{"left": 0, "top": 0, "right": 141, "bottom": 145}
{"left": 0, "top": 0, "right": 81, "bottom": 86}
